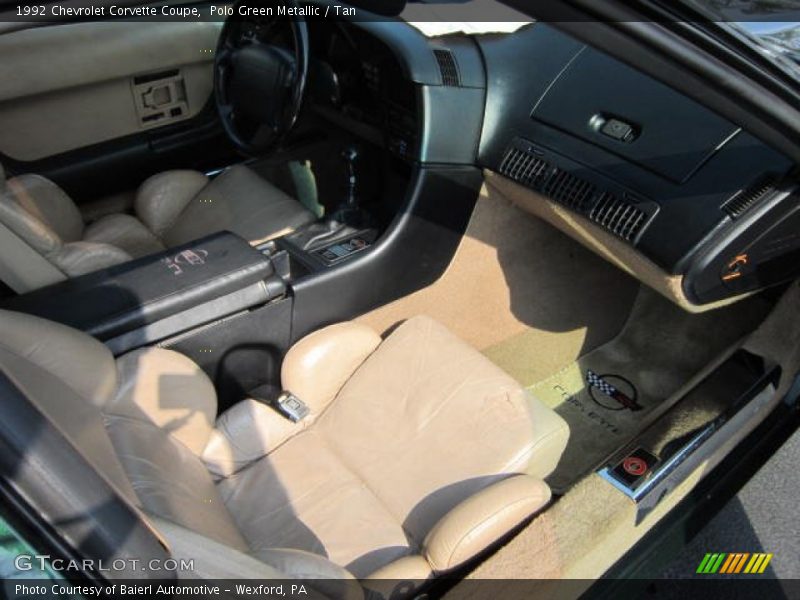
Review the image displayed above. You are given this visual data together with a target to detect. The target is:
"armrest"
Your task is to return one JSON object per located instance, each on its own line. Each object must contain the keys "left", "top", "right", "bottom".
{"left": 3, "top": 232, "right": 276, "bottom": 340}
{"left": 422, "top": 474, "right": 551, "bottom": 573}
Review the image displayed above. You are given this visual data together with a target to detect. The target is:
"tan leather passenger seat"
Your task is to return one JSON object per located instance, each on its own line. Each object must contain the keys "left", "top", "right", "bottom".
{"left": 0, "top": 311, "right": 568, "bottom": 585}
{"left": 0, "top": 163, "right": 314, "bottom": 292}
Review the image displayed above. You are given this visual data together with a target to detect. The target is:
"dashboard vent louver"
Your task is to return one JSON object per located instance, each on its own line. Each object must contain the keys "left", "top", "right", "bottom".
{"left": 433, "top": 49, "right": 460, "bottom": 86}
{"left": 722, "top": 176, "right": 778, "bottom": 219}
{"left": 543, "top": 169, "right": 597, "bottom": 212}
{"left": 499, "top": 142, "right": 653, "bottom": 244}
{"left": 499, "top": 147, "right": 552, "bottom": 188}
{"left": 590, "top": 193, "right": 647, "bottom": 242}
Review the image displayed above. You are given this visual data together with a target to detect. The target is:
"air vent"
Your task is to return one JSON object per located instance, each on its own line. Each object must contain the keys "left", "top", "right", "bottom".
{"left": 542, "top": 169, "right": 597, "bottom": 212}
{"left": 590, "top": 193, "right": 647, "bottom": 242}
{"left": 499, "top": 141, "right": 654, "bottom": 244}
{"left": 722, "top": 176, "right": 778, "bottom": 219}
{"left": 433, "top": 49, "right": 460, "bottom": 86}
{"left": 499, "top": 147, "right": 552, "bottom": 188}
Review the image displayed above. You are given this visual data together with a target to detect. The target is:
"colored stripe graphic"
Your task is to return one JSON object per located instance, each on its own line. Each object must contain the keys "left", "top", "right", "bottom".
{"left": 697, "top": 553, "right": 727, "bottom": 574}
{"left": 698, "top": 552, "right": 773, "bottom": 574}
{"left": 744, "top": 553, "right": 774, "bottom": 574}
{"left": 720, "top": 553, "right": 750, "bottom": 573}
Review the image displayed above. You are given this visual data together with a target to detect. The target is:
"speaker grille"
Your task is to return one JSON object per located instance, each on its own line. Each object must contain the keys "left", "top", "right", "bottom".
{"left": 433, "top": 49, "right": 460, "bottom": 87}
{"left": 722, "top": 176, "right": 778, "bottom": 219}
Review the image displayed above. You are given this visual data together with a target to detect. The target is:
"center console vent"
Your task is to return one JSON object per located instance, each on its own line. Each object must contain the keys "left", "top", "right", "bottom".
{"left": 499, "top": 138, "right": 658, "bottom": 244}
{"left": 433, "top": 49, "right": 460, "bottom": 87}
{"left": 722, "top": 175, "right": 779, "bottom": 219}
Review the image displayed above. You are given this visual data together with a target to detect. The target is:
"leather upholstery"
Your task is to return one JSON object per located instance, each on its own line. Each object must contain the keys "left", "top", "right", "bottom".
{"left": 135, "top": 170, "right": 209, "bottom": 238}
{"left": 422, "top": 474, "right": 551, "bottom": 572}
{"left": 160, "top": 165, "right": 315, "bottom": 247}
{"left": 203, "top": 398, "right": 300, "bottom": 478}
{"left": 281, "top": 322, "right": 382, "bottom": 410}
{"left": 52, "top": 241, "right": 133, "bottom": 277}
{"left": 113, "top": 348, "right": 218, "bottom": 455}
{"left": 218, "top": 316, "right": 568, "bottom": 578}
{"left": 0, "top": 309, "right": 568, "bottom": 586}
{"left": 83, "top": 213, "right": 165, "bottom": 258}
{"left": 0, "top": 164, "right": 314, "bottom": 292}
{"left": 0, "top": 174, "right": 83, "bottom": 255}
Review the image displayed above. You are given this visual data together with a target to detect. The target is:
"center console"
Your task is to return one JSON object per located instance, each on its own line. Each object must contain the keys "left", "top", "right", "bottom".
{"left": 2, "top": 232, "right": 286, "bottom": 356}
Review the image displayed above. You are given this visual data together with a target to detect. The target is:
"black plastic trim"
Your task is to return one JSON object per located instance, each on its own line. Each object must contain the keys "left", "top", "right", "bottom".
{"left": 290, "top": 165, "right": 483, "bottom": 341}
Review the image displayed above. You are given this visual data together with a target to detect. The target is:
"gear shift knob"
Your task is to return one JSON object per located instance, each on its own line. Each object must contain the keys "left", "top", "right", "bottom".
{"left": 341, "top": 147, "right": 359, "bottom": 163}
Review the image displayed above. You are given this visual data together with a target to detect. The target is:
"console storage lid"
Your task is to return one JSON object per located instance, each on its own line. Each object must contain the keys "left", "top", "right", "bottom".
{"left": 3, "top": 232, "right": 278, "bottom": 341}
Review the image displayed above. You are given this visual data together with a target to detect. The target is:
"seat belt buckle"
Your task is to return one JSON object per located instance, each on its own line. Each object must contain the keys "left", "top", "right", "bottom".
{"left": 272, "top": 391, "right": 310, "bottom": 423}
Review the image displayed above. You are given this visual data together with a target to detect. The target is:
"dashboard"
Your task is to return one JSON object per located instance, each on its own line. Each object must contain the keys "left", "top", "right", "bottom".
{"left": 299, "top": 18, "right": 799, "bottom": 309}
{"left": 476, "top": 24, "right": 800, "bottom": 306}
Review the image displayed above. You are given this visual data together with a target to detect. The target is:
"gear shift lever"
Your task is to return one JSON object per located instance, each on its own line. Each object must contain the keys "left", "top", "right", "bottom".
{"left": 330, "top": 146, "right": 365, "bottom": 225}
{"left": 288, "top": 146, "right": 366, "bottom": 251}
{"left": 342, "top": 146, "right": 359, "bottom": 208}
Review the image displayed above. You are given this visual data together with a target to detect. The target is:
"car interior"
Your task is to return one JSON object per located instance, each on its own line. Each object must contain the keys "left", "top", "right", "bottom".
{"left": 0, "top": 3, "right": 799, "bottom": 597}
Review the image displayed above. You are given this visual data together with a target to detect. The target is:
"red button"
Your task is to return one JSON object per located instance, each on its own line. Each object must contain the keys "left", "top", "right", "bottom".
{"left": 622, "top": 456, "right": 648, "bottom": 476}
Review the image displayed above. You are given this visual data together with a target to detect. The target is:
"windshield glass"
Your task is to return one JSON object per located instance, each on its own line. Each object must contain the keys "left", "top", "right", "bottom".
{"left": 732, "top": 21, "right": 800, "bottom": 73}
{"left": 688, "top": 1, "right": 800, "bottom": 80}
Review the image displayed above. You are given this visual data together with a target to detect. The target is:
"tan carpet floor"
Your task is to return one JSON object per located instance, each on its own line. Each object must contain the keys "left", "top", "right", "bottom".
{"left": 357, "top": 185, "right": 640, "bottom": 381}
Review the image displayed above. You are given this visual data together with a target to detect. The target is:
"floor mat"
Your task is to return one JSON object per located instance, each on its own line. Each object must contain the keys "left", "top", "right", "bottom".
{"left": 485, "top": 287, "right": 773, "bottom": 492}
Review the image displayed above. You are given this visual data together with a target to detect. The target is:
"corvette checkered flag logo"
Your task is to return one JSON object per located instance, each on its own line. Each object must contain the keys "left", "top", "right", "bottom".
{"left": 586, "top": 370, "right": 643, "bottom": 411}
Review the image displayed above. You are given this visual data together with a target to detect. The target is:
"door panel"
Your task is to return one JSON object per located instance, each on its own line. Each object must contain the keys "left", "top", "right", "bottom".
{"left": 0, "top": 21, "right": 221, "bottom": 161}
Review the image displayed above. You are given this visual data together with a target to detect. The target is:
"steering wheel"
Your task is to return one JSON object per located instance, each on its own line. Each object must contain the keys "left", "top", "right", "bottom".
{"left": 214, "top": 3, "right": 309, "bottom": 155}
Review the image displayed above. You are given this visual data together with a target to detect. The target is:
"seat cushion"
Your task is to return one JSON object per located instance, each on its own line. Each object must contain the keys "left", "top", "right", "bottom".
{"left": 219, "top": 429, "right": 412, "bottom": 578}
{"left": 316, "top": 316, "right": 569, "bottom": 543}
{"left": 161, "top": 165, "right": 315, "bottom": 248}
{"left": 83, "top": 213, "right": 165, "bottom": 259}
{"left": 216, "top": 315, "right": 568, "bottom": 577}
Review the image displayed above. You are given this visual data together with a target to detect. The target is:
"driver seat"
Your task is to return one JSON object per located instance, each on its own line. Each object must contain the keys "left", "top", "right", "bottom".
{"left": 0, "top": 162, "right": 315, "bottom": 293}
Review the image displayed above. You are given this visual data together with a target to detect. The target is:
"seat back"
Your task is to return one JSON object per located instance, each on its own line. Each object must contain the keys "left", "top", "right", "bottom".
{"left": 0, "top": 164, "right": 137, "bottom": 292}
{"left": 0, "top": 308, "right": 361, "bottom": 589}
{"left": 0, "top": 309, "right": 251, "bottom": 554}
{"left": 0, "top": 164, "right": 85, "bottom": 253}
{"left": 0, "top": 164, "right": 85, "bottom": 291}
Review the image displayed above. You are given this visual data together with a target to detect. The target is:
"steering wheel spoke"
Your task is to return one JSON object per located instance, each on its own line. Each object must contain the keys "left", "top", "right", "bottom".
{"left": 213, "top": 2, "right": 309, "bottom": 156}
